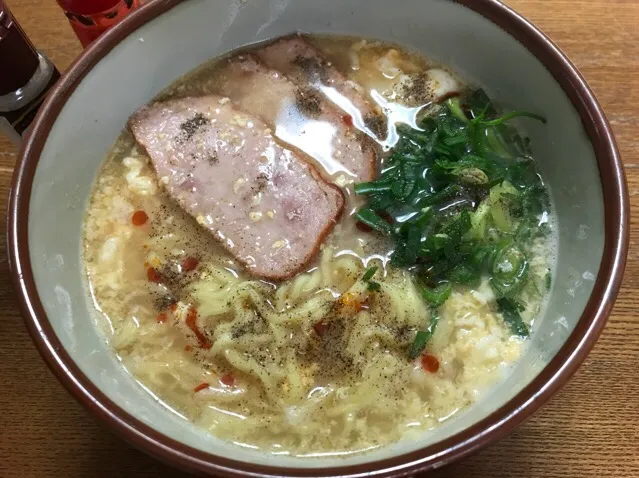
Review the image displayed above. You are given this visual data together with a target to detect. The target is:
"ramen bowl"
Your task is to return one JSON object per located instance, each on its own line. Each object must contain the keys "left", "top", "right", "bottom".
{"left": 8, "top": 0, "right": 628, "bottom": 476}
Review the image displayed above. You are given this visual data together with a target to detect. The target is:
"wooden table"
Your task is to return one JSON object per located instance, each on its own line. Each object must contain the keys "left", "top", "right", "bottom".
{"left": 1, "top": 1, "right": 638, "bottom": 476}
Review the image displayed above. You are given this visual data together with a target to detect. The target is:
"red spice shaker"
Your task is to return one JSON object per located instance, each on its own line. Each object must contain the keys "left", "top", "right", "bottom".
{"left": 0, "top": 1, "right": 60, "bottom": 145}
{"left": 56, "top": 0, "right": 142, "bottom": 47}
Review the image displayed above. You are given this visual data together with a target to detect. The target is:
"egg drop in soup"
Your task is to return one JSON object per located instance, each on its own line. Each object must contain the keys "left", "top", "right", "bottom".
{"left": 83, "top": 34, "right": 556, "bottom": 456}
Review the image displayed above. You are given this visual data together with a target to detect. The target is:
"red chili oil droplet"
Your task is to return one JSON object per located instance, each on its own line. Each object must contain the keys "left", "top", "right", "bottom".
{"left": 356, "top": 221, "right": 373, "bottom": 233}
{"left": 131, "top": 210, "right": 148, "bottom": 226}
{"left": 185, "top": 307, "right": 212, "bottom": 349}
{"left": 313, "top": 321, "right": 328, "bottom": 337}
{"left": 186, "top": 307, "right": 196, "bottom": 321}
{"left": 342, "top": 114, "right": 353, "bottom": 127}
{"left": 168, "top": 302, "right": 178, "bottom": 312}
{"left": 182, "top": 256, "right": 199, "bottom": 272}
{"left": 184, "top": 345, "right": 192, "bottom": 352}
{"left": 220, "top": 374, "right": 235, "bottom": 387}
{"left": 193, "top": 382, "right": 209, "bottom": 393}
{"left": 156, "top": 312, "right": 168, "bottom": 323}
{"left": 147, "top": 267, "right": 162, "bottom": 283}
{"left": 421, "top": 354, "right": 440, "bottom": 373}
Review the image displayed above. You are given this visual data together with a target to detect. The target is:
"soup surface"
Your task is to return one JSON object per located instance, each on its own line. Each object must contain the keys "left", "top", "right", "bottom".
{"left": 84, "top": 35, "right": 555, "bottom": 456}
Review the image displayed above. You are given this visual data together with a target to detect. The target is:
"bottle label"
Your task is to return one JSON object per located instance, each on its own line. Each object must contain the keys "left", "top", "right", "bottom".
{"left": 1, "top": 67, "right": 60, "bottom": 138}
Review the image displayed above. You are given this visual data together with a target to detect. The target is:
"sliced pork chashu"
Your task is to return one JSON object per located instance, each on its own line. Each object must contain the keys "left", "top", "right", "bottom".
{"left": 255, "top": 35, "right": 387, "bottom": 141}
{"left": 212, "top": 54, "right": 377, "bottom": 183}
{"left": 129, "top": 95, "right": 344, "bottom": 281}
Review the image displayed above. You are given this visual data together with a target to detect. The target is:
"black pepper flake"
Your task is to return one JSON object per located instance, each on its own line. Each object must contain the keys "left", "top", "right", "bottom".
{"left": 231, "top": 310, "right": 269, "bottom": 339}
{"left": 303, "top": 314, "right": 361, "bottom": 381}
{"left": 364, "top": 114, "right": 387, "bottom": 140}
{"left": 179, "top": 113, "right": 208, "bottom": 142}
{"left": 295, "top": 87, "right": 323, "bottom": 118}
{"left": 153, "top": 294, "right": 176, "bottom": 312}
{"left": 356, "top": 131, "right": 376, "bottom": 154}
{"left": 292, "top": 55, "right": 330, "bottom": 84}
{"left": 156, "top": 261, "right": 190, "bottom": 296}
{"left": 400, "top": 73, "right": 435, "bottom": 106}
{"left": 254, "top": 173, "right": 269, "bottom": 193}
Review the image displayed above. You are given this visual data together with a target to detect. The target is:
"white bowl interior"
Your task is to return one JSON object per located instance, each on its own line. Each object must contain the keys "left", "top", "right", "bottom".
{"left": 28, "top": 0, "right": 604, "bottom": 468}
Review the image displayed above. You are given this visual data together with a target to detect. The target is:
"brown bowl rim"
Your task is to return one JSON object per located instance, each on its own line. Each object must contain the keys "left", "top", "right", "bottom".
{"left": 7, "top": 0, "right": 629, "bottom": 476}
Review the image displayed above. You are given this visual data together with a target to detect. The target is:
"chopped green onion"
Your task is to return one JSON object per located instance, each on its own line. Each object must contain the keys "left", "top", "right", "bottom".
{"left": 391, "top": 163, "right": 417, "bottom": 200}
{"left": 363, "top": 266, "right": 381, "bottom": 291}
{"left": 362, "top": 266, "right": 378, "bottom": 282}
{"left": 409, "top": 311, "right": 440, "bottom": 359}
{"left": 443, "top": 135, "right": 468, "bottom": 146}
{"left": 470, "top": 243, "right": 498, "bottom": 272}
{"left": 401, "top": 129, "right": 432, "bottom": 144}
{"left": 447, "top": 263, "right": 480, "bottom": 285}
{"left": 416, "top": 184, "right": 462, "bottom": 208}
{"left": 491, "top": 242, "right": 529, "bottom": 297}
{"left": 368, "top": 194, "right": 395, "bottom": 211}
{"left": 497, "top": 298, "right": 529, "bottom": 337}
{"left": 368, "top": 281, "right": 381, "bottom": 291}
{"left": 355, "top": 209, "right": 392, "bottom": 234}
{"left": 485, "top": 127, "right": 511, "bottom": 157}
{"left": 442, "top": 210, "right": 472, "bottom": 240}
{"left": 421, "top": 282, "right": 452, "bottom": 308}
{"left": 489, "top": 181, "right": 520, "bottom": 233}
{"left": 480, "top": 111, "right": 547, "bottom": 127}
{"left": 434, "top": 144, "right": 452, "bottom": 156}
{"left": 469, "top": 200, "right": 491, "bottom": 240}
{"left": 352, "top": 88, "right": 550, "bottom": 331}
{"left": 354, "top": 181, "right": 392, "bottom": 195}
{"left": 404, "top": 225, "right": 422, "bottom": 264}
{"left": 446, "top": 97, "right": 469, "bottom": 123}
